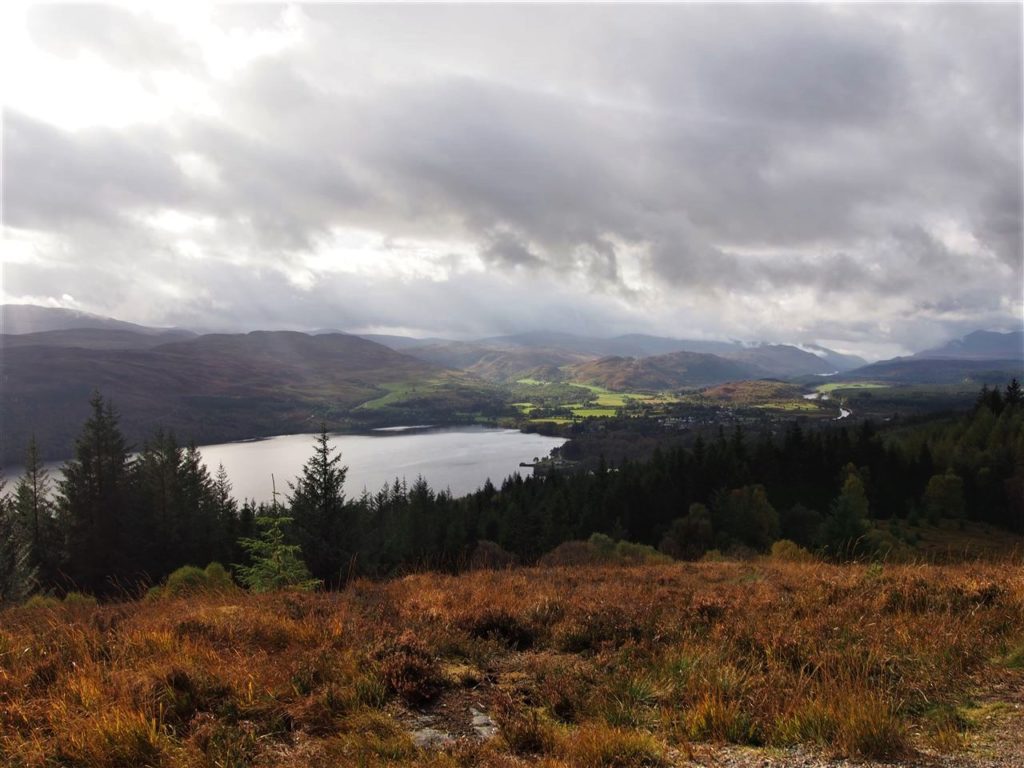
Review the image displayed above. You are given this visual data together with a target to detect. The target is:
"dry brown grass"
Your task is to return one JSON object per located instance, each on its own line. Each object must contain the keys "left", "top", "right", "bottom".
{"left": 1, "top": 560, "right": 1022, "bottom": 767}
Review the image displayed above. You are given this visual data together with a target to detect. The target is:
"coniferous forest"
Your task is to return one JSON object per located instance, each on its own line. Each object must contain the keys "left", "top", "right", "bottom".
{"left": 1, "top": 381, "right": 1021, "bottom": 600}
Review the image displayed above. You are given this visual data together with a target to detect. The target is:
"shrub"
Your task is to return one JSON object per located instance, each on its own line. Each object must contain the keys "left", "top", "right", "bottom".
{"left": 376, "top": 631, "right": 444, "bottom": 705}
{"left": 470, "top": 540, "right": 518, "bottom": 570}
{"left": 770, "top": 539, "right": 813, "bottom": 563}
{"left": 203, "top": 562, "right": 234, "bottom": 590}
{"left": 63, "top": 591, "right": 98, "bottom": 607}
{"left": 497, "top": 706, "right": 560, "bottom": 756}
{"left": 561, "top": 723, "right": 667, "bottom": 767}
{"left": 23, "top": 594, "right": 61, "bottom": 609}
{"left": 164, "top": 566, "right": 209, "bottom": 596}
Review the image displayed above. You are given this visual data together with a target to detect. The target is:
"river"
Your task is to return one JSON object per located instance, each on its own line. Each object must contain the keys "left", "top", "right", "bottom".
{"left": 6, "top": 427, "right": 567, "bottom": 504}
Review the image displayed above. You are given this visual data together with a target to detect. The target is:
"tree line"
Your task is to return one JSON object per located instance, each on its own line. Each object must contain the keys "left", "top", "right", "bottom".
{"left": 1, "top": 381, "right": 1021, "bottom": 600}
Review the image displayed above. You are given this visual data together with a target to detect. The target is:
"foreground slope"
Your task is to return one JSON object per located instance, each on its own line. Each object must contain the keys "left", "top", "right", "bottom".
{"left": 3, "top": 561, "right": 1021, "bottom": 767}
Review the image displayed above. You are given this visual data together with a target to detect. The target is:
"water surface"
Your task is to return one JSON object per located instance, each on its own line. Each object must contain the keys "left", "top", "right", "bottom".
{"left": 182, "top": 427, "right": 565, "bottom": 503}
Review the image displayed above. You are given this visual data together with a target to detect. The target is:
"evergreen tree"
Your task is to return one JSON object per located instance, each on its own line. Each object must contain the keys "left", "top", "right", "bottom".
{"left": 818, "top": 464, "right": 871, "bottom": 558}
{"left": 287, "top": 426, "right": 349, "bottom": 584}
{"left": 235, "top": 515, "right": 319, "bottom": 593}
{"left": 1006, "top": 378, "right": 1023, "bottom": 407}
{"left": 58, "top": 392, "right": 134, "bottom": 595}
{"left": 13, "top": 436, "right": 60, "bottom": 585}
{"left": 0, "top": 475, "right": 37, "bottom": 604}
{"left": 923, "top": 470, "right": 966, "bottom": 523}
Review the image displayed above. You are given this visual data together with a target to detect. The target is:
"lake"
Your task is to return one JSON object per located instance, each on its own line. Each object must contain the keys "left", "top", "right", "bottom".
{"left": 12, "top": 427, "right": 566, "bottom": 504}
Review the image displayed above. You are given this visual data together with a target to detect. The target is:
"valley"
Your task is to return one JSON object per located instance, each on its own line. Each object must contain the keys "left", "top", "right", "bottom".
{"left": 2, "top": 305, "right": 1020, "bottom": 465}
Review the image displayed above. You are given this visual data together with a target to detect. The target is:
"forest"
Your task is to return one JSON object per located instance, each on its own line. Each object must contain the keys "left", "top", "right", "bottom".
{"left": 1, "top": 381, "right": 1022, "bottom": 600}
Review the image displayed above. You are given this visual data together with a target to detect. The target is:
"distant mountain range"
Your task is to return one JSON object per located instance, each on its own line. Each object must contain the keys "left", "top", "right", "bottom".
{"left": 362, "top": 331, "right": 866, "bottom": 382}
{"left": 0, "top": 324, "right": 498, "bottom": 464}
{"left": 2, "top": 304, "right": 1020, "bottom": 462}
{"left": 914, "top": 330, "right": 1024, "bottom": 361}
{"left": 1, "top": 304, "right": 194, "bottom": 337}
{"left": 567, "top": 351, "right": 763, "bottom": 390}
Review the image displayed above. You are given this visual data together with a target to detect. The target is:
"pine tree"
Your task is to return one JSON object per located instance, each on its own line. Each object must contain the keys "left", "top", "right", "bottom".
{"left": 234, "top": 515, "right": 319, "bottom": 593}
{"left": 58, "top": 392, "right": 133, "bottom": 595}
{"left": 13, "top": 436, "right": 60, "bottom": 586}
{"left": 287, "top": 426, "right": 349, "bottom": 583}
{"left": 0, "top": 474, "right": 37, "bottom": 603}
{"left": 1005, "top": 378, "right": 1023, "bottom": 407}
{"left": 818, "top": 464, "right": 871, "bottom": 558}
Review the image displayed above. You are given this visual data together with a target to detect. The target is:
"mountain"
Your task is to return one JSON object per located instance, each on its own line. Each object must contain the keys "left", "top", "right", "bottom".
{"left": 354, "top": 333, "right": 451, "bottom": 350}
{"left": 0, "top": 327, "right": 196, "bottom": 350}
{"left": 567, "top": 351, "right": 764, "bottom": 391}
{"left": 839, "top": 357, "right": 1023, "bottom": 385}
{"left": 914, "top": 330, "right": 1024, "bottom": 361}
{"left": 722, "top": 344, "right": 837, "bottom": 377}
{"left": 404, "top": 341, "right": 588, "bottom": 382}
{"left": 0, "top": 331, "right": 501, "bottom": 464}
{"left": 400, "top": 333, "right": 859, "bottom": 380}
{"left": 1, "top": 304, "right": 191, "bottom": 336}
{"left": 798, "top": 344, "right": 868, "bottom": 372}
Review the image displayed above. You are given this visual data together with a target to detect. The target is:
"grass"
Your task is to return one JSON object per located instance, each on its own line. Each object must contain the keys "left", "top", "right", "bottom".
{"left": 816, "top": 381, "right": 889, "bottom": 394}
{"left": 2, "top": 560, "right": 1021, "bottom": 766}
{"left": 513, "top": 380, "right": 680, "bottom": 423}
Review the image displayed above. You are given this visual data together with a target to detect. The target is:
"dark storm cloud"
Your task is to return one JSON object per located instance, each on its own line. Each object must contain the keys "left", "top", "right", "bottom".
{"left": 5, "top": 3, "right": 1022, "bottom": 355}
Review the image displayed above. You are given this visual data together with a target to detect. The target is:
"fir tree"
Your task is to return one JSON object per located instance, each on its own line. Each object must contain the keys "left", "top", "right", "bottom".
{"left": 235, "top": 515, "right": 319, "bottom": 593}
{"left": 13, "top": 436, "right": 60, "bottom": 584}
{"left": 0, "top": 474, "right": 37, "bottom": 603}
{"left": 288, "top": 426, "right": 349, "bottom": 583}
{"left": 58, "top": 392, "right": 133, "bottom": 594}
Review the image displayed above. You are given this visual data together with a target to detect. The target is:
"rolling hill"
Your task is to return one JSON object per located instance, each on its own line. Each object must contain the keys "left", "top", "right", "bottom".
{"left": 836, "top": 356, "right": 1023, "bottom": 385}
{"left": 0, "top": 331, "right": 503, "bottom": 464}
{"left": 1, "top": 304, "right": 194, "bottom": 337}
{"left": 914, "top": 330, "right": 1024, "bottom": 361}
{"left": 0, "top": 328, "right": 197, "bottom": 350}
{"left": 566, "top": 351, "right": 764, "bottom": 390}
{"left": 384, "top": 332, "right": 865, "bottom": 382}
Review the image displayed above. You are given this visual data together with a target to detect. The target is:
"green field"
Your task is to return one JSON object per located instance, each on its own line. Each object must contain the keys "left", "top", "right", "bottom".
{"left": 512, "top": 381, "right": 680, "bottom": 422}
{"left": 752, "top": 400, "right": 822, "bottom": 412}
{"left": 816, "top": 381, "right": 889, "bottom": 394}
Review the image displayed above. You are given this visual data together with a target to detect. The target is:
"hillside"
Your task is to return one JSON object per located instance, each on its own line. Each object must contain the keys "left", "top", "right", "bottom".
{"left": 915, "top": 330, "right": 1024, "bottom": 361}
{"left": 0, "top": 331, "right": 502, "bottom": 463}
{"left": 838, "top": 357, "right": 1023, "bottom": 385}
{"left": 0, "top": 304, "right": 192, "bottom": 336}
{"left": 567, "top": 351, "right": 764, "bottom": 390}
{"left": 384, "top": 332, "right": 869, "bottom": 380}
{"left": 3, "top": 560, "right": 1022, "bottom": 767}
{"left": 699, "top": 379, "right": 808, "bottom": 404}
{"left": 0, "top": 327, "right": 197, "bottom": 350}
{"left": 723, "top": 344, "right": 837, "bottom": 376}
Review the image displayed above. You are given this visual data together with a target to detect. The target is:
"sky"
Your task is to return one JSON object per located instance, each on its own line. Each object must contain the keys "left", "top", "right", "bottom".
{"left": 2, "top": 3, "right": 1022, "bottom": 360}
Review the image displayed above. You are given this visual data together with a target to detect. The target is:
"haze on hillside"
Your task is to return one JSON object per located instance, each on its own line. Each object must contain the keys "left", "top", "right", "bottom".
{"left": 3, "top": 4, "right": 1022, "bottom": 361}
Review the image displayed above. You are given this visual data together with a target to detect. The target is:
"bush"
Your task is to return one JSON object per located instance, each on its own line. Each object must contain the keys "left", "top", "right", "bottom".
{"left": 159, "top": 562, "right": 236, "bottom": 598}
{"left": 164, "top": 566, "right": 209, "bottom": 596}
{"left": 770, "top": 539, "right": 814, "bottom": 563}
{"left": 203, "top": 562, "right": 234, "bottom": 590}
{"left": 470, "top": 540, "right": 518, "bottom": 570}
{"left": 539, "top": 536, "right": 670, "bottom": 567}
{"left": 24, "top": 594, "right": 61, "bottom": 609}
{"left": 63, "top": 591, "right": 98, "bottom": 607}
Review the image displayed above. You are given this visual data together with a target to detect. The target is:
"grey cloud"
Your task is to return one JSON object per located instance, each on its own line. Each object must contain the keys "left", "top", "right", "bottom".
{"left": 26, "top": 5, "right": 198, "bottom": 72}
{"left": 5, "top": 4, "right": 1021, "bottom": 354}
{"left": 3, "top": 110, "right": 192, "bottom": 230}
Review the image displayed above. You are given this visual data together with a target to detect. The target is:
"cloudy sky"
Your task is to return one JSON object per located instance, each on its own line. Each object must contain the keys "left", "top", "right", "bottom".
{"left": 3, "top": 3, "right": 1022, "bottom": 359}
